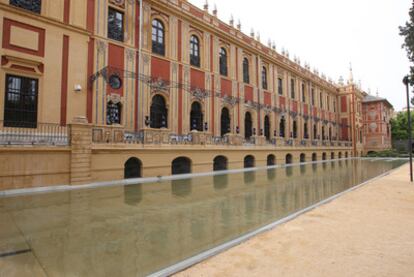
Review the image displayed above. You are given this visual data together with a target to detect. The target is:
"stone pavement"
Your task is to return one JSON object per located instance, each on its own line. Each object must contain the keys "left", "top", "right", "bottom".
{"left": 176, "top": 163, "right": 414, "bottom": 277}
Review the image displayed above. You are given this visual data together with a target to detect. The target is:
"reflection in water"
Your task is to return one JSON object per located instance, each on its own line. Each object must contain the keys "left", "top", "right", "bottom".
{"left": 244, "top": 171, "right": 256, "bottom": 184}
{"left": 267, "top": 168, "right": 276, "bottom": 181}
{"left": 124, "top": 184, "right": 143, "bottom": 206}
{"left": 286, "top": 166, "right": 293, "bottom": 177}
{"left": 171, "top": 178, "right": 192, "bottom": 197}
{"left": 0, "top": 159, "right": 406, "bottom": 277}
{"left": 214, "top": 174, "right": 228, "bottom": 190}
{"left": 300, "top": 165, "right": 306, "bottom": 175}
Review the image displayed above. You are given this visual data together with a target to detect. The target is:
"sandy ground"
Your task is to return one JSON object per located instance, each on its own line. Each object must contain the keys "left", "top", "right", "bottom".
{"left": 175, "top": 163, "right": 414, "bottom": 277}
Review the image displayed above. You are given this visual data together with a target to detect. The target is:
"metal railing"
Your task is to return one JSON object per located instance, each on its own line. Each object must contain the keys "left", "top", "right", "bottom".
{"left": 0, "top": 121, "right": 69, "bottom": 146}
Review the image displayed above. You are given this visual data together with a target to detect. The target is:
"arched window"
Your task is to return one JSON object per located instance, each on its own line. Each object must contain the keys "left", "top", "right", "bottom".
{"left": 331, "top": 152, "right": 335, "bottom": 159}
{"left": 107, "top": 101, "right": 121, "bottom": 125}
{"left": 267, "top": 154, "right": 276, "bottom": 166}
{"left": 124, "top": 157, "right": 142, "bottom": 179}
{"left": 264, "top": 116, "right": 270, "bottom": 141}
{"left": 219, "top": 47, "right": 228, "bottom": 76}
{"left": 322, "top": 126, "right": 326, "bottom": 140}
{"left": 190, "top": 102, "right": 203, "bottom": 131}
{"left": 304, "top": 122, "right": 309, "bottom": 139}
{"left": 293, "top": 120, "right": 297, "bottom": 138}
{"left": 339, "top": 152, "right": 342, "bottom": 159}
{"left": 329, "top": 127, "right": 332, "bottom": 141}
{"left": 190, "top": 35, "right": 200, "bottom": 67}
{"left": 285, "top": 154, "right": 293, "bottom": 164}
{"left": 213, "top": 156, "right": 228, "bottom": 171}
{"left": 280, "top": 117, "right": 286, "bottom": 137}
{"left": 300, "top": 153, "right": 306, "bottom": 163}
{"left": 10, "top": 0, "right": 41, "bottom": 13}
{"left": 313, "top": 124, "right": 317, "bottom": 139}
{"left": 322, "top": 152, "right": 327, "bottom": 160}
{"left": 262, "top": 66, "right": 268, "bottom": 90}
{"left": 150, "top": 95, "right": 168, "bottom": 129}
{"left": 345, "top": 152, "right": 349, "bottom": 158}
{"left": 244, "top": 155, "right": 255, "bottom": 168}
{"left": 243, "top": 58, "right": 250, "bottom": 83}
{"left": 312, "top": 153, "right": 317, "bottom": 161}
{"left": 244, "top": 112, "right": 253, "bottom": 139}
{"left": 152, "top": 19, "right": 165, "bottom": 56}
{"left": 220, "top": 107, "right": 231, "bottom": 136}
{"left": 172, "top": 157, "right": 192, "bottom": 175}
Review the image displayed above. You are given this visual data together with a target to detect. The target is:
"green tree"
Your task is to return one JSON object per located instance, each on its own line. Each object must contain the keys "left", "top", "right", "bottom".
{"left": 391, "top": 111, "right": 414, "bottom": 140}
{"left": 400, "top": 1, "right": 414, "bottom": 83}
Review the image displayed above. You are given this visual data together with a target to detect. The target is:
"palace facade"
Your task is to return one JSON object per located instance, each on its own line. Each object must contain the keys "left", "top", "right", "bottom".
{"left": 0, "top": 0, "right": 393, "bottom": 189}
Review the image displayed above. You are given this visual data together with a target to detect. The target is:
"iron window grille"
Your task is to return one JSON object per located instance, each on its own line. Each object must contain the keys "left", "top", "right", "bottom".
{"left": 4, "top": 74, "right": 38, "bottom": 128}
{"left": 108, "top": 8, "right": 124, "bottom": 42}
{"left": 10, "top": 0, "right": 41, "bottom": 13}
{"left": 190, "top": 35, "right": 200, "bottom": 67}
{"left": 152, "top": 19, "right": 165, "bottom": 56}
{"left": 219, "top": 48, "right": 228, "bottom": 76}
{"left": 106, "top": 102, "right": 121, "bottom": 125}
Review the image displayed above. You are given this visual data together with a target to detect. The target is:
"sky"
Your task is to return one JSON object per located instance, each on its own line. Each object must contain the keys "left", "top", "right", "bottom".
{"left": 189, "top": 0, "right": 412, "bottom": 111}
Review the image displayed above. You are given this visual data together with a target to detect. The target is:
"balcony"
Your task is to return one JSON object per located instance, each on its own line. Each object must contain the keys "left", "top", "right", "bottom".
{"left": 0, "top": 122, "right": 353, "bottom": 149}
{"left": 0, "top": 121, "right": 69, "bottom": 146}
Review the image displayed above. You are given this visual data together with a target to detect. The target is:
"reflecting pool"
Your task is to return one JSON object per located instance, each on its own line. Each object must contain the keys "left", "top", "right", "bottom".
{"left": 0, "top": 159, "right": 406, "bottom": 276}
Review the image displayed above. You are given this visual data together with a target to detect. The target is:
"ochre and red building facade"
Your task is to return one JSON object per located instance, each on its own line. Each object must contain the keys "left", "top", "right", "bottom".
{"left": 0, "top": 0, "right": 393, "bottom": 189}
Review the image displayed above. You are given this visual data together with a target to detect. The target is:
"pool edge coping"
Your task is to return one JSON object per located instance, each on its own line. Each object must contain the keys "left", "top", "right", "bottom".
{"left": 0, "top": 157, "right": 407, "bottom": 198}
{"left": 147, "top": 162, "right": 408, "bottom": 277}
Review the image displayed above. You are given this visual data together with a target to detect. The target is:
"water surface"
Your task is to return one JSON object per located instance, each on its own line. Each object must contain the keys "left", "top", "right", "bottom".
{"left": 0, "top": 159, "right": 406, "bottom": 276}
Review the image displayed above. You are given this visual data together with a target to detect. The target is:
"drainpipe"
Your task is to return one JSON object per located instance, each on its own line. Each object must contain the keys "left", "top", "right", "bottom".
{"left": 137, "top": 0, "right": 144, "bottom": 131}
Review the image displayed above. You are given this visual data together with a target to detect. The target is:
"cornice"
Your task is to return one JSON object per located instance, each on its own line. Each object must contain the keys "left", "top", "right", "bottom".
{"left": 0, "top": 3, "right": 91, "bottom": 36}
{"left": 147, "top": 0, "right": 339, "bottom": 92}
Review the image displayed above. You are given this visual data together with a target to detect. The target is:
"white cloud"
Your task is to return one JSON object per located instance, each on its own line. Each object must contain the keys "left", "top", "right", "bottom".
{"left": 189, "top": 0, "right": 412, "bottom": 110}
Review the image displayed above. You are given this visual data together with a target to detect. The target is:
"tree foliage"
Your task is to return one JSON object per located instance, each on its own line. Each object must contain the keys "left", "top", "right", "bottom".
{"left": 400, "top": 1, "right": 414, "bottom": 83}
{"left": 391, "top": 111, "right": 414, "bottom": 140}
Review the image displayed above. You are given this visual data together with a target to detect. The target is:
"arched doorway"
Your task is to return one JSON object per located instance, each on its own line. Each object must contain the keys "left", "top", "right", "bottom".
{"left": 322, "top": 152, "right": 327, "bottom": 160}
{"left": 304, "top": 122, "right": 309, "bottom": 139}
{"left": 312, "top": 153, "right": 317, "bottom": 161}
{"left": 213, "top": 155, "right": 228, "bottom": 171}
{"left": 190, "top": 102, "right": 203, "bottom": 131}
{"left": 124, "top": 157, "right": 142, "bottom": 179}
{"left": 300, "top": 153, "right": 306, "bottom": 163}
{"left": 286, "top": 154, "right": 293, "bottom": 164}
{"left": 267, "top": 154, "right": 276, "bottom": 166}
{"left": 245, "top": 112, "right": 253, "bottom": 139}
{"left": 221, "top": 107, "right": 230, "bottom": 136}
{"left": 280, "top": 116, "right": 286, "bottom": 137}
{"left": 172, "top": 157, "right": 192, "bottom": 175}
{"left": 150, "top": 95, "right": 168, "bottom": 128}
{"left": 264, "top": 115, "right": 270, "bottom": 141}
{"left": 293, "top": 121, "right": 298, "bottom": 138}
{"left": 244, "top": 155, "right": 255, "bottom": 168}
